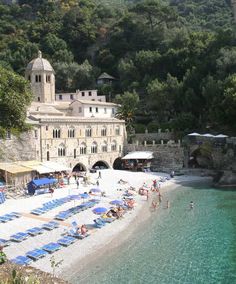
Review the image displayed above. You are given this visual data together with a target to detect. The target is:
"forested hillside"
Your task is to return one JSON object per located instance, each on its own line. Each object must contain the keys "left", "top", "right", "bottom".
{"left": 0, "top": 0, "right": 235, "bottom": 135}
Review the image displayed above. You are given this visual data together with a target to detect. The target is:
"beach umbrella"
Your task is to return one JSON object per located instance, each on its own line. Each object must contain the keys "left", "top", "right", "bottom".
{"left": 90, "top": 188, "right": 101, "bottom": 193}
{"left": 93, "top": 207, "right": 107, "bottom": 215}
{"left": 110, "top": 200, "right": 124, "bottom": 206}
{"left": 187, "top": 132, "right": 201, "bottom": 136}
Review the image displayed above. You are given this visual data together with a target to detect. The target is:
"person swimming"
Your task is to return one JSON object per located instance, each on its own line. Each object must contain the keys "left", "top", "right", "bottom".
{"left": 190, "top": 201, "right": 194, "bottom": 209}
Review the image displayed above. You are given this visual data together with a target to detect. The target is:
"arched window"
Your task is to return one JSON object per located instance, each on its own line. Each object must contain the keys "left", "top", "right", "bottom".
{"left": 101, "top": 126, "right": 107, "bottom": 136}
{"left": 91, "top": 142, "right": 97, "bottom": 154}
{"left": 53, "top": 128, "right": 61, "bottom": 138}
{"left": 80, "top": 143, "right": 87, "bottom": 155}
{"left": 115, "top": 126, "right": 120, "bottom": 135}
{"left": 68, "top": 127, "right": 75, "bottom": 138}
{"left": 58, "top": 144, "right": 66, "bottom": 156}
{"left": 111, "top": 140, "right": 117, "bottom": 151}
{"left": 101, "top": 141, "right": 107, "bottom": 152}
{"left": 85, "top": 126, "right": 92, "bottom": 137}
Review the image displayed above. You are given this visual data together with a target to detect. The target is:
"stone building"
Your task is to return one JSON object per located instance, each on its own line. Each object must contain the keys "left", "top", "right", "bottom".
{"left": 0, "top": 51, "right": 126, "bottom": 176}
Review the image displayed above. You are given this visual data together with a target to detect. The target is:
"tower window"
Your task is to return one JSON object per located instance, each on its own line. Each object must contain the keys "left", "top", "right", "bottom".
{"left": 96, "top": 107, "right": 98, "bottom": 113}
{"left": 47, "top": 151, "right": 50, "bottom": 161}
{"left": 82, "top": 92, "right": 85, "bottom": 96}
{"left": 38, "top": 75, "right": 41, "bottom": 82}
{"left": 70, "top": 94, "right": 74, "bottom": 100}
{"left": 59, "top": 95, "right": 62, "bottom": 100}
{"left": 38, "top": 97, "right": 40, "bottom": 102}
{"left": 28, "top": 75, "right": 31, "bottom": 81}
{"left": 46, "top": 75, "right": 51, "bottom": 83}
{"left": 89, "top": 91, "right": 92, "bottom": 96}
{"left": 89, "top": 107, "right": 92, "bottom": 113}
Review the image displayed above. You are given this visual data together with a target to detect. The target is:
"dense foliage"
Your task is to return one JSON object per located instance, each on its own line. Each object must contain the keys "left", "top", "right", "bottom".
{"left": 0, "top": 0, "right": 235, "bottom": 135}
{"left": 0, "top": 66, "right": 32, "bottom": 136}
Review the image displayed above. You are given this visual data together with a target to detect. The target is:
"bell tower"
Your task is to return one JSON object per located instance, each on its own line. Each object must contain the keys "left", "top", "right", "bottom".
{"left": 25, "top": 51, "right": 55, "bottom": 103}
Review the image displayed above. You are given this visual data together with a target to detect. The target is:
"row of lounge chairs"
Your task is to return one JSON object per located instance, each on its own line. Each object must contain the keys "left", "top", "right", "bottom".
{"left": 0, "top": 212, "right": 21, "bottom": 223}
{"left": 7, "top": 221, "right": 60, "bottom": 243}
{"left": 31, "top": 195, "right": 80, "bottom": 215}
{"left": 54, "top": 199, "right": 100, "bottom": 221}
{"left": 10, "top": 225, "right": 90, "bottom": 265}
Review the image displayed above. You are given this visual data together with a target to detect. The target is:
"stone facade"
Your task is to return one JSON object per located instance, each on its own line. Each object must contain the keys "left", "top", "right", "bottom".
{"left": 0, "top": 51, "right": 127, "bottom": 174}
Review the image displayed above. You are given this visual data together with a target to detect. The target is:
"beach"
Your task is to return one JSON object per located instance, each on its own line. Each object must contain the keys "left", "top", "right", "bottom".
{"left": 0, "top": 170, "right": 210, "bottom": 281}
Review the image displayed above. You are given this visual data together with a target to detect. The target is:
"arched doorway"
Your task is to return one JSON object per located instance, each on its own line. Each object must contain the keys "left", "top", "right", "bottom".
{"left": 72, "top": 163, "right": 86, "bottom": 172}
{"left": 92, "top": 161, "right": 109, "bottom": 170}
{"left": 188, "top": 146, "right": 213, "bottom": 169}
{"left": 113, "top": 157, "right": 123, "bottom": 170}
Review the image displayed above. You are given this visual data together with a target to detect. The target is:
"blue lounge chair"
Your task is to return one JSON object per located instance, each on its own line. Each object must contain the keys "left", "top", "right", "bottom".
{"left": 3, "top": 214, "right": 15, "bottom": 220}
{"left": 67, "top": 229, "right": 88, "bottom": 239}
{"left": 41, "top": 222, "right": 55, "bottom": 230}
{"left": 0, "top": 216, "right": 12, "bottom": 222}
{"left": 31, "top": 209, "right": 46, "bottom": 215}
{"left": 41, "top": 242, "right": 62, "bottom": 253}
{"left": 48, "top": 221, "right": 60, "bottom": 228}
{"left": 10, "top": 232, "right": 29, "bottom": 242}
{"left": 57, "top": 236, "right": 76, "bottom": 246}
{"left": 10, "top": 212, "right": 21, "bottom": 218}
{"left": 26, "top": 249, "right": 48, "bottom": 260}
{"left": 11, "top": 256, "right": 33, "bottom": 265}
{"left": 26, "top": 227, "right": 44, "bottom": 236}
{"left": 0, "top": 238, "right": 10, "bottom": 246}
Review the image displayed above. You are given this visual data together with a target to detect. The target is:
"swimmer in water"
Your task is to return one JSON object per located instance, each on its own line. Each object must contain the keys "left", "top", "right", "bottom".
{"left": 190, "top": 201, "right": 194, "bottom": 209}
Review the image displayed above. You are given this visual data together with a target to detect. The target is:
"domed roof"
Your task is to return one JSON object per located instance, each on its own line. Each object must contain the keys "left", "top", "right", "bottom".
{"left": 26, "top": 51, "right": 54, "bottom": 72}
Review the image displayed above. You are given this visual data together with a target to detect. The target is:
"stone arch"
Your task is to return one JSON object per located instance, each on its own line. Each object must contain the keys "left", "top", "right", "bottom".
{"left": 113, "top": 157, "right": 123, "bottom": 170}
{"left": 72, "top": 163, "right": 87, "bottom": 172}
{"left": 188, "top": 145, "right": 213, "bottom": 169}
{"left": 92, "top": 160, "right": 109, "bottom": 170}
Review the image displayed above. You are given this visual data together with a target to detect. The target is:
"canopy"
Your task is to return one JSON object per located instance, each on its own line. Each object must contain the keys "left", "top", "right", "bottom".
{"left": 30, "top": 178, "right": 57, "bottom": 187}
{"left": 0, "top": 163, "right": 31, "bottom": 174}
{"left": 110, "top": 200, "right": 124, "bottom": 206}
{"left": 202, "top": 133, "right": 215, "bottom": 137}
{"left": 215, "top": 134, "right": 228, "bottom": 138}
{"left": 43, "top": 161, "right": 71, "bottom": 172}
{"left": 122, "top": 151, "right": 153, "bottom": 160}
{"left": 187, "top": 132, "right": 201, "bottom": 136}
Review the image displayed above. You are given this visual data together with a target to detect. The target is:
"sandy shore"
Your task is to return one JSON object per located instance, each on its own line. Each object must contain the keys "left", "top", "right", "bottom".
{"left": 0, "top": 170, "right": 211, "bottom": 281}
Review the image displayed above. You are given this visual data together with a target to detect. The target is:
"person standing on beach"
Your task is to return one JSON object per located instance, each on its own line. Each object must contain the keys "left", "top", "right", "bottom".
{"left": 98, "top": 171, "right": 102, "bottom": 179}
{"left": 76, "top": 179, "right": 80, "bottom": 189}
{"left": 158, "top": 191, "right": 162, "bottom": 203}
{"left": 0, "top": 246, "right": 7, "bottom": 265}
{"left": 146, "top": 190, "right": 149, "bottom": 201}
{"left": 166, "top": 200, "right": 170, "bottom": 208}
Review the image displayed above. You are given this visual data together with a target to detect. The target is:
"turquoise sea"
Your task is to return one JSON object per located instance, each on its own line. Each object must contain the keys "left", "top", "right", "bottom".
{"left": 70, "top": 183, "right": 236, "bottom": 284}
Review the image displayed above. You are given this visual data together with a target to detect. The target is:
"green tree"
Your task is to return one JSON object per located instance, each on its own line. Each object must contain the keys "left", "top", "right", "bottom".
{"left": 0, "top": 67, "right": 32, "bottom": 136}
{"left": 115, "top": 91, "right": 139, "bottom": 132}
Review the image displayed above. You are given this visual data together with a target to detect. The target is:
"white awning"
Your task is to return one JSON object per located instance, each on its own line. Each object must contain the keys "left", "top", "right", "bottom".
{"left": 187, "top": 132, "right": 201, "bottom": 136}
{"left": 30, "top": 165, "right": 53, "bottom": 174}
{"left": 43, "top": 161, "right": 71, "bottom": 172}
{"left": 202, "top": 133, "right": 215, "bottom": 137}
{"left": 215, "top": 134, "right": 228, "bottom": 138}
{"left": 122, "top": 151, "right": 154, "bottom": 160}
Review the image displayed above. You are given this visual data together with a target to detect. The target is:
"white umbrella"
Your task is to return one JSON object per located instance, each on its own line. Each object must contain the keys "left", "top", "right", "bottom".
{"left": 202, "top": 133, "right": 215, "bottom": 137}
{"left": 187, "top": 133, "right": 201, "bottom": 136}
{"left": 215, "top": 134, "right": 228, "bottom": 138}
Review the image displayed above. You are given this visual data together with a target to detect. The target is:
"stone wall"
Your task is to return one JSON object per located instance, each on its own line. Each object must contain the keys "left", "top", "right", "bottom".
{"left": 130, "top": 131, "right": 174, "bottom": 144}
{"left": 125, "top": 144, "right": 184, "bottom": 171}
{"left": 0, "top": 131, "right": 40, "bottom": 162}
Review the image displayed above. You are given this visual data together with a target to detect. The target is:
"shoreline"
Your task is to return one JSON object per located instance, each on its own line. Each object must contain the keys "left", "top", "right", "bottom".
{"left": 60, "top": 176, "right": 212, "bottom": 282}
{"left": 0, "top": 170, "right": 212, "bottom": 283}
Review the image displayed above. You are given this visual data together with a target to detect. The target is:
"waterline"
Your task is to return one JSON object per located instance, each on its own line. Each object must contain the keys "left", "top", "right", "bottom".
{"left": 70, "top": 184, "right": 236, "bottom": 284}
